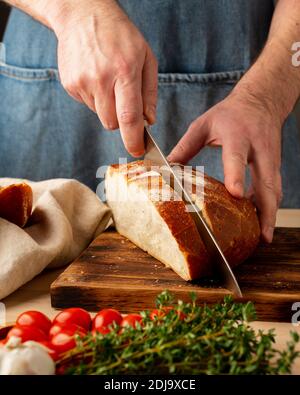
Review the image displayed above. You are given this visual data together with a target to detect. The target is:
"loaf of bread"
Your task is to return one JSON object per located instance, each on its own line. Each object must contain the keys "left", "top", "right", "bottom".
{"left": 105, "top": 160, "right": 260, "bottom": 281}
{"left": 0, "top": 183, "right": 33, "bottom": 228}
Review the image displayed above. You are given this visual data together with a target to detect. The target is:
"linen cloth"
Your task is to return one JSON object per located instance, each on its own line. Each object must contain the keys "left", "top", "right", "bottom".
{"left": 0, "top": 178, "right": 111, "bottom": 299}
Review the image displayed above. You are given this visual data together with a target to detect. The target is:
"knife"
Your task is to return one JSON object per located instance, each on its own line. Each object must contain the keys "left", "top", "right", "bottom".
{"left": 144, "top": 124, "right": 242, "bottom": 298}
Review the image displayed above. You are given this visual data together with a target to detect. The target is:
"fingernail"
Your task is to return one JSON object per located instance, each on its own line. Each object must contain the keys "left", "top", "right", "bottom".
{"left": 264, "top": 226, "right": 274, "bottom": 243}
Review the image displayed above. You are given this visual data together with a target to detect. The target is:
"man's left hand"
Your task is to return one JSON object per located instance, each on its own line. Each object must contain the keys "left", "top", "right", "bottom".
{"left": 168, "top": 87, "right": 283, "bottom": 243}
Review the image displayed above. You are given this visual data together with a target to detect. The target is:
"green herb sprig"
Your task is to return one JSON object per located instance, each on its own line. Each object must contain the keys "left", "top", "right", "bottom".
{"left": 57, "top": 291, "right": 299, "bottom": 375}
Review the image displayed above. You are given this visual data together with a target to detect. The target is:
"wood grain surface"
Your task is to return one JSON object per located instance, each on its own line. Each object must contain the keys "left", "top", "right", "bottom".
{"left": 51, "top": 228, "right": 300, "bottom": 322}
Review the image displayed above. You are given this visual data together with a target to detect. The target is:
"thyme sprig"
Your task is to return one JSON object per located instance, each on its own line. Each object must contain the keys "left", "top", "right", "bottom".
{"left": 57, "top": 292, "right": 299, "bottom": 375}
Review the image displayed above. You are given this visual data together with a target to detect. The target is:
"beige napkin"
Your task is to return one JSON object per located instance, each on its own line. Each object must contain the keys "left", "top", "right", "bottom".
{"left": 0, "top": 178, "right": 112, "bottom": 300}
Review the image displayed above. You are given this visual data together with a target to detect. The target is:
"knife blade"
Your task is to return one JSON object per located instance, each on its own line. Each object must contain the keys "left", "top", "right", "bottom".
{"left": 144, "top": 124, "right": 242, "bottom": 298}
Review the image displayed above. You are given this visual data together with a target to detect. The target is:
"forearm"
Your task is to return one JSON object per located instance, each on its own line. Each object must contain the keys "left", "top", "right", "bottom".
{"left": 3, "top": 0, "right": 63, "bottom": 28}
{"left": 2, "top": 0, "right": 125, "bottom": 36}
{"left": 234, "top": 0, "right": 300, "bottom": 123}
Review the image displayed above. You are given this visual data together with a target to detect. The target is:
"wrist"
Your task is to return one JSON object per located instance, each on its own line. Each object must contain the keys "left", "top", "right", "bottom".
{"left": 232, "top": 79, "right": 284, "bottom": 126}
{"left": 234, "top": 40, "right": 300, "bottom": 124}
{"left": 37, "top": 0, "right": 71, "bottom": 34}
{"left": 45, "top": 0, "right": 125, "bottom": 38}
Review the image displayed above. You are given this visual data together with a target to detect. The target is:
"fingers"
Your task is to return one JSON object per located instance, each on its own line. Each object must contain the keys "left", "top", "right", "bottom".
{"left": 249, "top": 154, "right": 282, "bottom": 243}
{"left": 114, "top": 66, "right": 145, "bottom": 157}
{"left": 167, "top": 117, "right": 209, "bottom": 164}
{"left": 94, "top": 83, "right": 119, "bottom": 130}
{"left": 78, "top": 90, "right": 97, "bottom": 113}
{"left": 142, "top": 48, "right": 158, "bottom": 125}
{"left": 222, "top": 139, "right": 249, "bottom": 198}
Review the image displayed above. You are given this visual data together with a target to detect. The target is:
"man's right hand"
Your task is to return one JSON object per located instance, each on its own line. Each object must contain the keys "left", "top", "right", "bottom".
{"left": 51, "top": 0, "right": 158, "bottom": 157}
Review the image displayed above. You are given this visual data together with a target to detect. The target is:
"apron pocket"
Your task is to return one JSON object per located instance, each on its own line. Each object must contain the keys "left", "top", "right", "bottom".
{"left": 0, "top": 59, "right": 111, "bottom": 190}
{"left": 0, "top": 61, "right": 69, "bottom": 181}
{"left": 158, "top": 70, "right": 244, "bottom": 85}
{"left": 0, "top": 62, "right": 59, "bottom": 81}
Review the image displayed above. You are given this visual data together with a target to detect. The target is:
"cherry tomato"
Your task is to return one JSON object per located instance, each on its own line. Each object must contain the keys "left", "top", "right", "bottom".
{"left": 56, "top": 365, "right": 67, "bottom": 375}
{"left": 7, "top": 325, "right": 47, "bottom": 343}
{"left": 0, "top": 339, "right": 7, "bottom": 346}
{"left": 121, "top": 314, "right": 143, "bottom": 329}
{"left": 93, "top": 326, "right": 111, "bottom": 335}
{"left": 50, "top": 328, "right": 86, "bottom": 354}
{"left": 53, "top": 308, "right": 91, "bottom": 331}
{"left": 150, "top": 307, "right": 186, "bottom": 321}
{"left": 38, "top": 341, "right": 60, "bottom": 361}
{"left": 16, "top": 311, "right": 51, "bottom": 336}
{"left": 150, "top": 307, "right": 173, "bottom": 320}
{"left": 92, "top": 309, "right": 123, "bottom": 334}
{"left": 49, "top": 322, "right": 87, "bottom": 339}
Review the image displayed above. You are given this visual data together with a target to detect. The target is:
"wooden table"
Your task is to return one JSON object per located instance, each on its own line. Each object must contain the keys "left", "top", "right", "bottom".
{"left": 2, "top": 209, "right": 300, "bottom": 373}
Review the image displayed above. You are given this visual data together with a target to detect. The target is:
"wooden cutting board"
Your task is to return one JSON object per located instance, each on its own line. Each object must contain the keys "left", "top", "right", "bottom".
{"left": 51, "top": 227, "right": 300, "bottom": 322}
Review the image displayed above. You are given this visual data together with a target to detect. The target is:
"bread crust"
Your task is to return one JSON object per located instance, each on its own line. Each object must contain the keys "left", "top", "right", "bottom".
{"left": 200, "top": 172, "right": 260, "bottom": 267}
{"left": 0, "top": 183, "right": 33, "bottom": 228}
{"left": 107, "top": 161, "right": 261, "bottom": 279}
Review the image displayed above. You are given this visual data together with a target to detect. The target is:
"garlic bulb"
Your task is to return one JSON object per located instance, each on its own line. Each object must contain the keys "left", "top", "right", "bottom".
{"left": 0, "top": 336, "right": 55, "bottom": 375}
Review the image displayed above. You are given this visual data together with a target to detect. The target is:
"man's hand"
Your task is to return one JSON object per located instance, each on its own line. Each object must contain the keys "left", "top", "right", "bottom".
{"left": 4, "top": 0, "right": 158, "bottom": 157}
{"left": 53, "top": 0, "right": 157, "bottom": 157}
{"left": 170, "top": 0, "right": 300, "bottom": 243}
{"left": 168, "top": 87, "right": 282, "bottom": 243}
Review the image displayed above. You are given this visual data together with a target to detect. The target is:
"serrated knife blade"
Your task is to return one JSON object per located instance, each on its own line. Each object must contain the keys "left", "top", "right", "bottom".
{"left": 144, "top": 124, "right": 242, "bottom": 298}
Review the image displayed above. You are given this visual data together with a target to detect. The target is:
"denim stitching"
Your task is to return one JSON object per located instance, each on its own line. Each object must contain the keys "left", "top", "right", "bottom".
{"left": 0, "top": 65, "right": 244, "bottom": 84}
{"left": 158, "top": 70, "right": 245, "bottom": 84}
{"left": 0, "top": 63, "right": 59, "bottom": 81}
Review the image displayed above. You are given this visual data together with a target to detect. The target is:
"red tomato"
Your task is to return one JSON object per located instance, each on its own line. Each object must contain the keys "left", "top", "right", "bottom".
{"left": 92, "top": 309, "right": 123, "bottom": 334}
{"left": 7, "top": 325, "right": 47, "bottom": 343}
{"left": 38, "top": 341, "right": 60, "bottom": 361}
{"left": 91, "top": 328, "right": 111, "bottom": 337}
{"left": 150, "top": 307, "right": 173, "bottom": 320}
{"left": 121, "top": 314, "right": 143, "bottom": 329}
{"left": 16, "top": 311, "right": 51, "bottom": 336}
{"left": 93, "top": 326, "right": 111, "bottom": 335}
{"left": 53, "top": 308, "right": 91, "bottom": 331}
{"left": 150, "top": 307, "right": 186, "bottom": 321}
{"left": 56, "top": 365, "right": 67, "bottom": 375}
{"left": 50, "top": 328, "right": 86, "bottom": 354}
{"left": 49, "top": 323, "right": 87, "bottom": 339}
{"left": 0, "top": 339, "right": 7, "bottom": 346}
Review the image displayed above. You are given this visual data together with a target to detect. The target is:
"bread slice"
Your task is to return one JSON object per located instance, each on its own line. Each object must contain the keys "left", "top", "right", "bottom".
{"left": 0, "top": 183, "right": 33, "bottom": 228}
{"left": 105, "top": 160, "right": 260, "bottom": 280}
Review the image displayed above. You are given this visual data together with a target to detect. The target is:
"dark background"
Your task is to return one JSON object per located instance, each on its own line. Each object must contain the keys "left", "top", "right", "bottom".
{"left": 0, "top": 3, "right": 10, "bottom": 40}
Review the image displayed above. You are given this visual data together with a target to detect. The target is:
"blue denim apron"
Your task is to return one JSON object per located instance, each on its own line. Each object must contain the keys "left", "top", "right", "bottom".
{"left": 1, "top": 1, "right": 300, "bottom": 207}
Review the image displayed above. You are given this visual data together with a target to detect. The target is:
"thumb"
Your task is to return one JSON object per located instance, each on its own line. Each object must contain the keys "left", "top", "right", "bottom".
{"left": 167, "top": 117, "right": 208, "bottom": 164}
